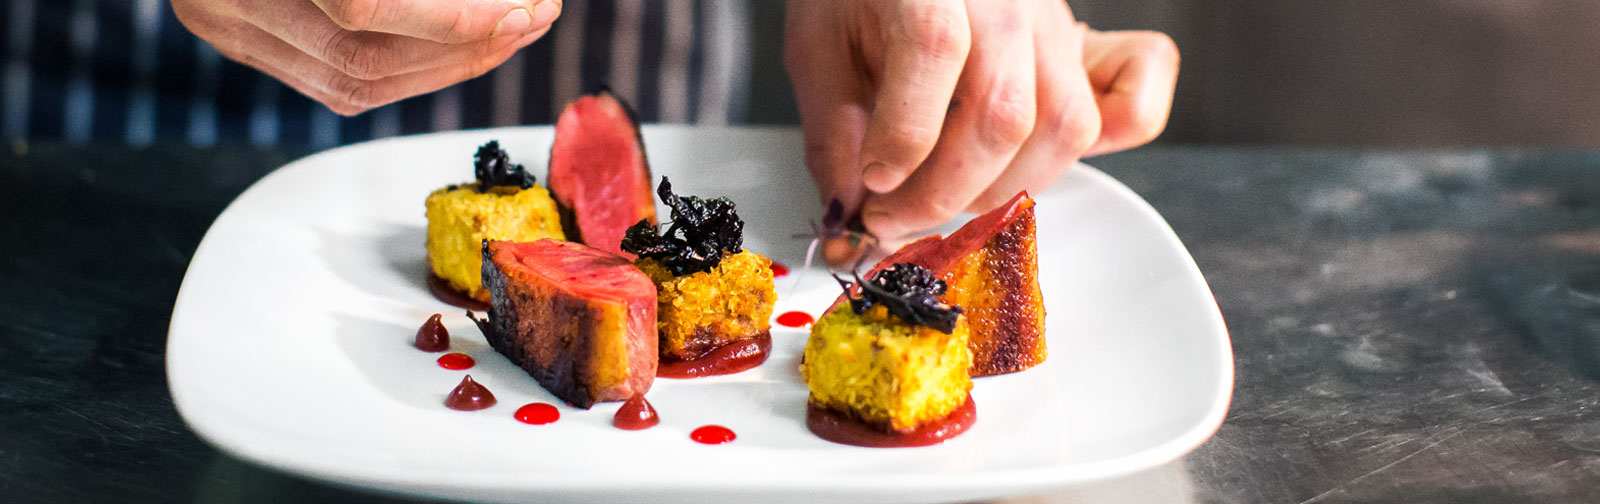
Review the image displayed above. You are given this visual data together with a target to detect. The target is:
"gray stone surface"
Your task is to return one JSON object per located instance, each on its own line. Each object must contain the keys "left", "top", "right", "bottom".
{"left": 5, "top": 144, "right": 1600, "bottom": 503}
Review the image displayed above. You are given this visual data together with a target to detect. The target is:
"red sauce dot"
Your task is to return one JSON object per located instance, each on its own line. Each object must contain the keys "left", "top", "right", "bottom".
{"left": 770, "top": 262, "right": 790, "bottom": 278}
{"left": 515, "top": 403, "right": 561, "bottom": 425}
{"left": 437, "top": 352, "right": 475, "bottom": 370}
{"left": 776, "top": 311, "right": 814, "bottom": 328}
{"left": 691, "top": 425, "right": 737, "bottom": 444}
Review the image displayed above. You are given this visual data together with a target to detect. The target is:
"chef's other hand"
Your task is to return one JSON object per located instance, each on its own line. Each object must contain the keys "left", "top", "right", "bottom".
{"left": 785, "top": 0, "right": 1178, "bottom": 264}
{"left": 175, "top": 0, "right": 561, "bottom": 115}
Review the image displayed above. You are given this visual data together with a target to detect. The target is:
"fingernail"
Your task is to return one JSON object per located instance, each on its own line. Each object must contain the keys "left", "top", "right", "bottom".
{"left": 492, "top": 8, "right": 533, "bottom": 37}
{"left": 529, "top": 1, "right": 561, "bottom": 29}
{"left": 862, "top": 161, "right": 899, "bottom": 193}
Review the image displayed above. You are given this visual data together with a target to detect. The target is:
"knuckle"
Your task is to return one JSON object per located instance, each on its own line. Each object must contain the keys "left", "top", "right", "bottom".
{"left": 897, "top": 2, "right": 970, "bottom": 61}
{"left": 329, "top": 74, "right": 379, "bottom": 111}
{"left": 441, "top": 6, "right": 477, "bottom": 42}
{"left": 324, "top": 0, "right": 379, "bottom": 31}
{"left": 328, "top": 33, "right": 388, "bottom": 80}
{"left": 1043, "top": 101, "right": 1101, "bottom": 154}
{"left": 980, "top": 85, "right": 1036, "bottom": 146}
{"left": 886, "top": 122, "right": 942, "bottom": 155}
{"left": 921, "top": 193, "right": 965, "bottom": 223}
{"left": 1143, "top": 31, "right": 1181, "bottom": 67}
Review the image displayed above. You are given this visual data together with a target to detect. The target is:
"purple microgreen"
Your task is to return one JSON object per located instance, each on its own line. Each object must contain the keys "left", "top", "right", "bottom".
{"left": 832, "top": 262, "right": 962, "bottom": 334}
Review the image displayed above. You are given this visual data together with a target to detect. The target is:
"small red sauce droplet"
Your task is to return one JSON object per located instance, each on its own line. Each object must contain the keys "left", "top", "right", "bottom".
{"left": 691, "top": 425, "right": 736, "bottom": 444}
{"left": 445, "top": 375, "right": 496, "bottom": 411}
{"left": 770, "top": 262, "right": 789, "bottom": 277}
{"left": 776, "top": 311, "right": 814, "bottom": 328}
{"left": 415, "top": 313, "right": 449, "bottom": 352}
{"left": 613, "top": 395, "right": 660, "bottom": 430}
{"left": 437, "top": 352, "right": 475, "bottom": 370}
{"left": 515, "top": 403, "right": 561, "bottom": 425}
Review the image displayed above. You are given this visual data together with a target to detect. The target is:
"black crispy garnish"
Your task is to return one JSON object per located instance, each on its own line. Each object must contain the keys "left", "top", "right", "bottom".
{"left": 620, "top": 177, "right": 744, "bottom": 275}
{"left": 834, "top": 263, "right": 962, "bottom": 334}
{"left": 473, "top": 140, "right": 535, "bottom": 192}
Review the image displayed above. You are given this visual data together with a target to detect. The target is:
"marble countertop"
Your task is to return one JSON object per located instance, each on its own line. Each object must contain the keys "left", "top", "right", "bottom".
{"left": 4, "top": 143, "right": 1599, "bottom": 503}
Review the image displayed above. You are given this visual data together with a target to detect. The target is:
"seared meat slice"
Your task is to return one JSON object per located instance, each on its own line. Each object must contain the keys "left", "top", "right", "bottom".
{"left": 480, "top": 239, "right": 657, "bottom": 408}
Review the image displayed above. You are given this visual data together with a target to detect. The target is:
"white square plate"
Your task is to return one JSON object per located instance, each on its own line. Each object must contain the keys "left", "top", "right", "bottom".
{"left": 167, "top": 126, "right": 1232, "bottom": 504}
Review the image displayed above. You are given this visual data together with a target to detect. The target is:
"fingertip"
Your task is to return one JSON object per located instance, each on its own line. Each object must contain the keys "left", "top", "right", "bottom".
{"left": 822, "top": 237, "right": 866, "bottom": 269}
{"left": 529, "top": 0, "right": 562, "bottom": 31}
{"left": 861, "top": 161, "right": 908, "bottom": 193}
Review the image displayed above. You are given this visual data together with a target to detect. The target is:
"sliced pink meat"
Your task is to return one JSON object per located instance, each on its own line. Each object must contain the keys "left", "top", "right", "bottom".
{"left": 548, "top": 92, "right": 657, "bottom": 257}
{"left": 480, "top": 239, "right": 658, "bottom": 408}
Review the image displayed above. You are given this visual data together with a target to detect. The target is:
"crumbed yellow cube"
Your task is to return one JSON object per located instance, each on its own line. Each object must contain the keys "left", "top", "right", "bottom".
{"left": 800, "top": 304, "right": 972, "bottom": 432}
{"left": 424, "top": 183, "right": 564, "bottom": 301}
{"left": 635, "top": 250, "right": 776, "bottom": 361}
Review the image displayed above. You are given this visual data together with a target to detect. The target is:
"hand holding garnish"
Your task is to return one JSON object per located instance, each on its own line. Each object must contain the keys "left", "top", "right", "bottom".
{"left": 786, "top": 0, "right": 1179, "bottom": 265}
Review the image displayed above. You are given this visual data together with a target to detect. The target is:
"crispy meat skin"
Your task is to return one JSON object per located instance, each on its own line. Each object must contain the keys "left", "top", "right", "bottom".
{"left": 481, "top": 240, "right": 657, "bottom": 408}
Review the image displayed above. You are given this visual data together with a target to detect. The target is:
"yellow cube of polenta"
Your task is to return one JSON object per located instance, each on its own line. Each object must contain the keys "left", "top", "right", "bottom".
{"left": 424, "top": 183, "right": 564, "bottom": 301}
{"left": 801, "top": 304, "right": 973, "bottom": 433}
{"left": 636, "top": 250, "right": 776, "bottom": 360}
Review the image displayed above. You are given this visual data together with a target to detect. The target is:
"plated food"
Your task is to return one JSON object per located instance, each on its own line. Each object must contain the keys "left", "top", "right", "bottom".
{"left": 547, "top": 91, "right": 656, "bottom": 257}
{"left": 423, "top": 141, "right": 563, "bottom": 307}
{"left": 622, "top": 178, "right": 777, "bottom": 378}
{"left": 416, "top": 93, "right": 1042, "bottom": 446}
{"left": 478, "top": 239, "right": 658, "bottom": 408}
{"left": 800, "top": 192, "right": 1046, "bottom": 446}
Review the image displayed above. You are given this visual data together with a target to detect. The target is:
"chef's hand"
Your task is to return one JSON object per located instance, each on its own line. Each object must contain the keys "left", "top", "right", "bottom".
{"left": 174, "top": 0, "right": 561, "bottom": 115}
{"left": 785, "top": 0, "right": 1178, "bottom": 264}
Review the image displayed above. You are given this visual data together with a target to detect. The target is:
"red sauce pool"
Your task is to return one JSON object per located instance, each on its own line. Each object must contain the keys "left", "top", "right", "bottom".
{"left": 427, "top": 273, "right": 491, "bottom": 312}
{"left": 776, "top": 311, "right": 814, "bottom": 328}
{"left": 437, "top": 352, "right": 475, "bottom": 370}
{"left": 690, "top": 425, "right": 736, "bottom": 444}
{"left": 515, "top": 403, "right": 561, "bottom": 425}
{"left": 806, "top": 393, "right": 976, "bottom": 447}
{"left": 445, "top": 375, "right": 497, "bottom": 411}
{"left": 658, "top": 332, "right": 771, "bottom": 379}
{"left": 770, "top": 262, "right": 789, "bottom": 277}
{"left": 415, "top": 313, "right": 449, "bottom": 351}
{"left": 613, "top": 395, "right": 659, "bottom": 430}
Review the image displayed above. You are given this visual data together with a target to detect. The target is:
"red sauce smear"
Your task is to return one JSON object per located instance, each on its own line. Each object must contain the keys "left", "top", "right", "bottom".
{"left": 427, "top": 273, "right": 491, "bottom": 312}
{"left": 515, "top": 403, "right": 561, "bottom": 425}
{"left": 691, "top": 425, "right": 736, "bottom": 444}
{"left": 437, "top": 352, "right": 475, "bottom": 370}
{"left": 770, "top": 262, "right": 789, "bottom": 277}
{"left": 415, "top": 313, "right": 450, "bottom": 351}
{"left": 806, "top": 393, "right": 976, "bottom": 447}
{"left": 613, "top": 395, "right": 659, "bottom": 430}
{"left": 658, "top": 332, "right": 771, "bottom": 379}
{"left": 445, "top": 375, "right": 497, "bottom": 411}
{"left": 776, "top": 311, "right": 814, "bottom": 328}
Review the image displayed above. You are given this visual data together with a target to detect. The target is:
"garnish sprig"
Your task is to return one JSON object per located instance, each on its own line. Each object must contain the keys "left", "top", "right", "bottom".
{"left": 834, "top": 262, "right": 962, "bottom": 334}
{"left": 473, "top": 140, "right": 536, "bottom": 192}
{"left": 620, "top": 177, "right": 745, "bottom": 275}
